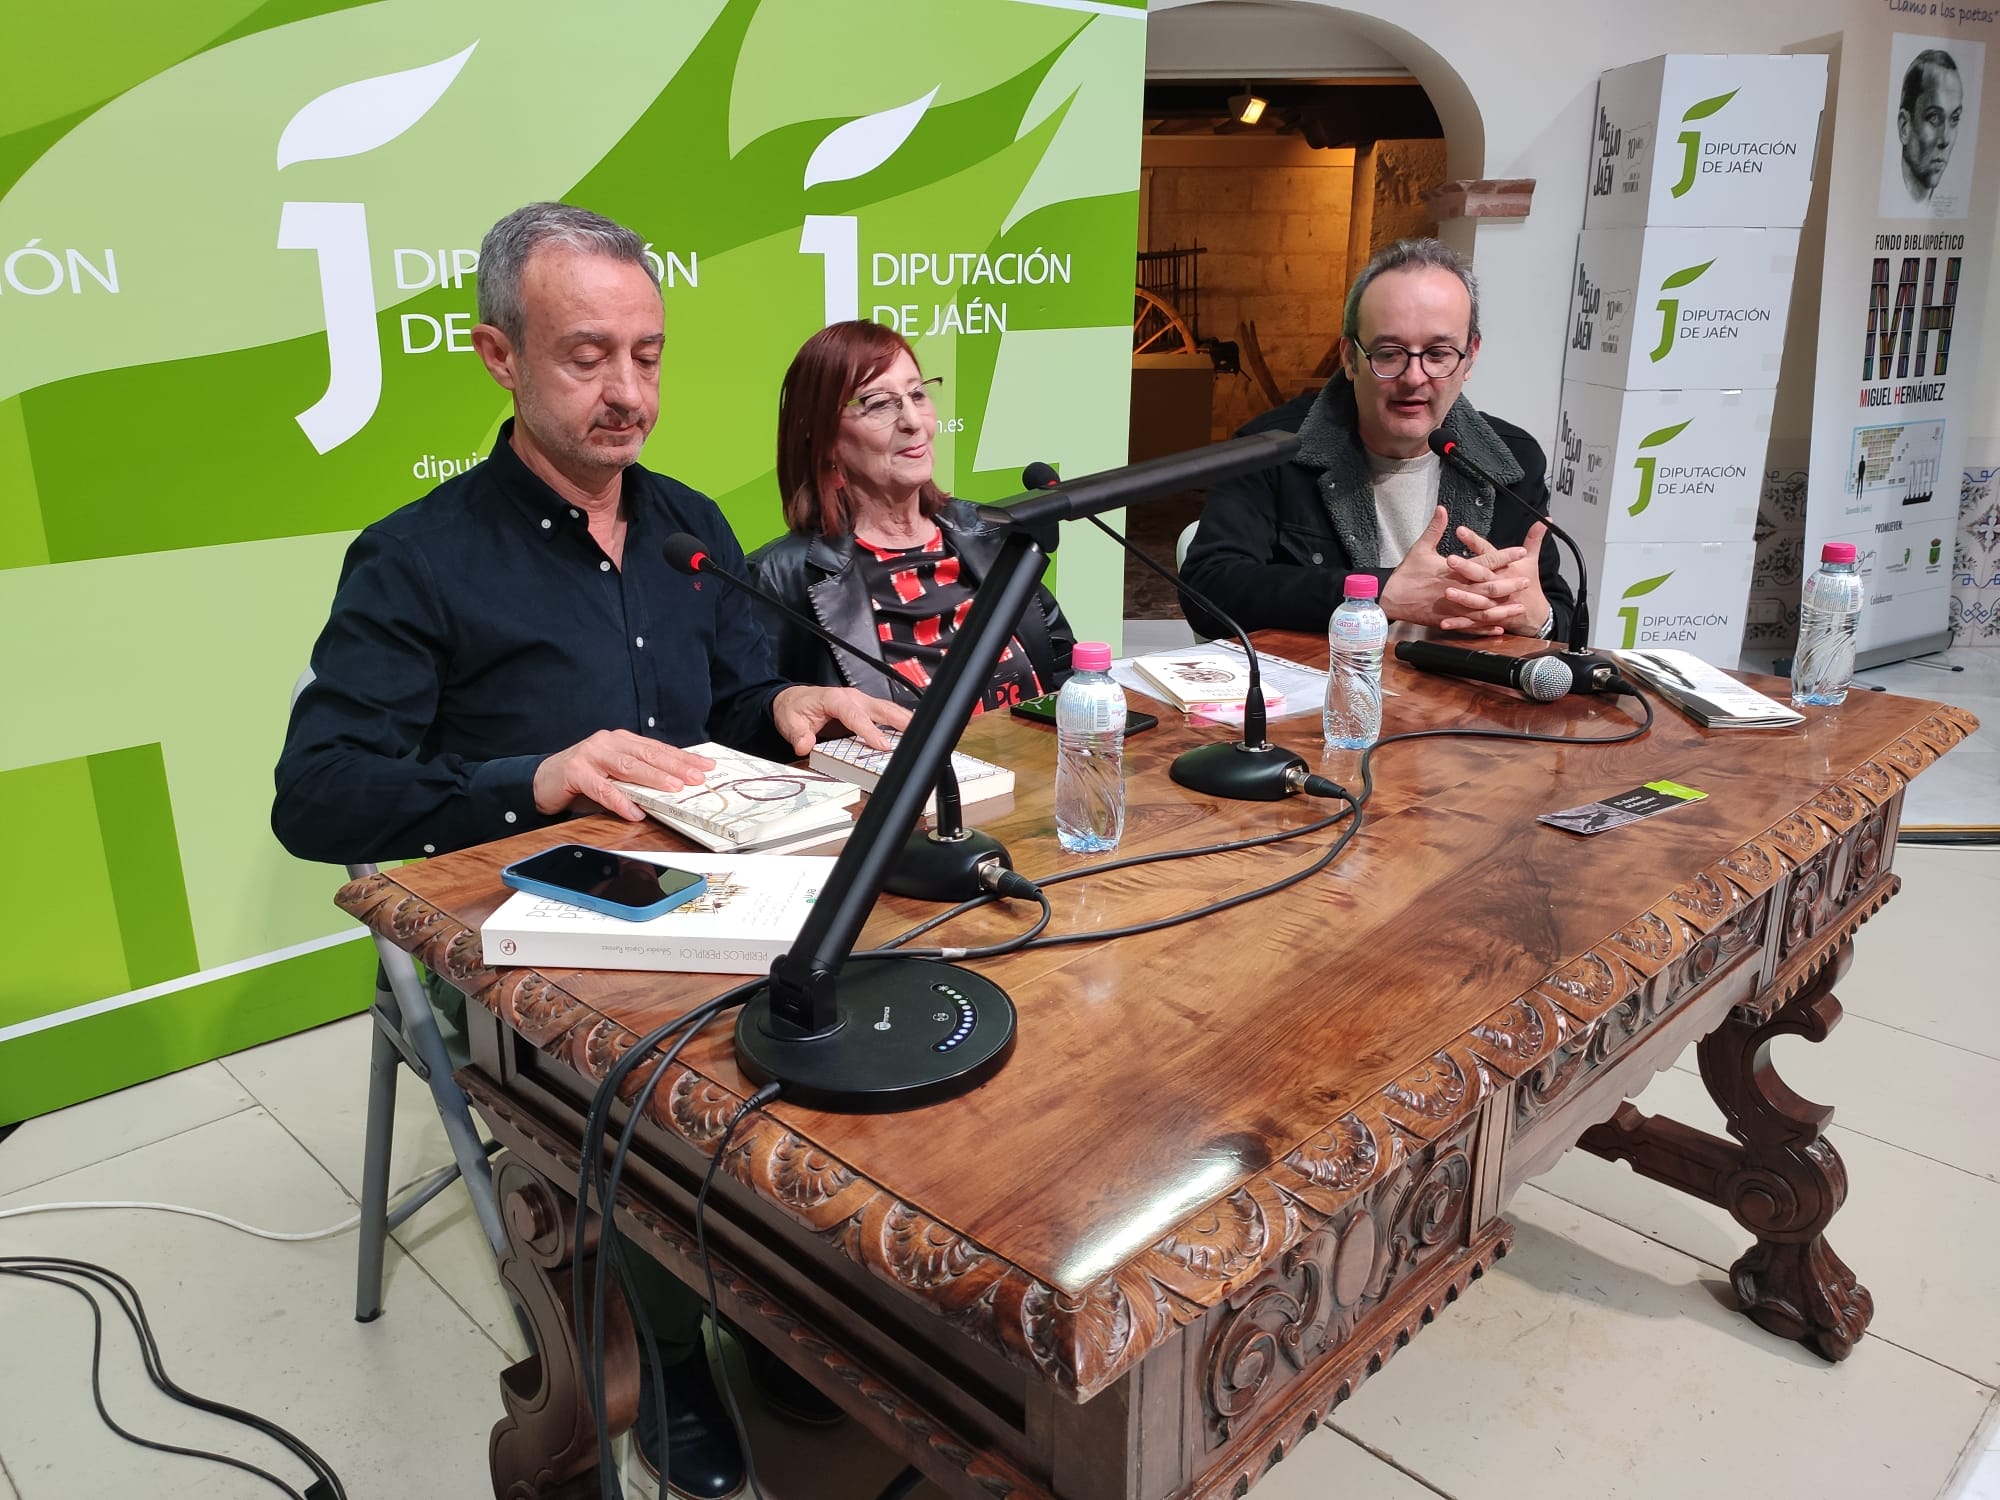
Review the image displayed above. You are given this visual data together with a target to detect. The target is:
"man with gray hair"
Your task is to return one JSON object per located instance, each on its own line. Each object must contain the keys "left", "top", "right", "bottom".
{"left": 275, "top": 202, "right": 903, "bottom": 1499}
{"left": 1181, "top": 237, "right": 1572, "bottom": 644}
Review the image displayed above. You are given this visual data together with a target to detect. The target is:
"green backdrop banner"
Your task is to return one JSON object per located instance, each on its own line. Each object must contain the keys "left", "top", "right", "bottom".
{"left": 0, "top": 0, "right": 1145, "bottom": 1123}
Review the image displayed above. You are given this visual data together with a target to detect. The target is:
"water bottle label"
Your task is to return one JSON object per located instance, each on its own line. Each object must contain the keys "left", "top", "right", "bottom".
{"left": 1330, "top": 612, "right": 1385, "bottom": 646}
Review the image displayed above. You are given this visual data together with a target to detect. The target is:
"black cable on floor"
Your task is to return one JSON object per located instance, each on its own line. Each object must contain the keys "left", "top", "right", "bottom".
{"left": 0, "top": 1256, "right": 344, "bottom": 1500}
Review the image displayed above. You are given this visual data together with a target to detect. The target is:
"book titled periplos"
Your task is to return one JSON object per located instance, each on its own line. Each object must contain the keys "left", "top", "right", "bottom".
{"left": 611, "top": 742, "right": 859, "bottom": 852}
{"left": 479, "top": 851, "right": 835, "bottom": 974}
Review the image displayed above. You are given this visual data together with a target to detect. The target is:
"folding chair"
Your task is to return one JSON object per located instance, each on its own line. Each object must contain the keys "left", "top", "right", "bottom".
{"left": 290, "top": 669, "right": 509, "bottom": 1321}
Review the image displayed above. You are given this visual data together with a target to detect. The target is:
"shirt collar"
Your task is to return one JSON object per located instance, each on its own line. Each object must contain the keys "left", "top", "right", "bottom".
{"left": 485, "top": 419, "right": 637, "bottom": 532}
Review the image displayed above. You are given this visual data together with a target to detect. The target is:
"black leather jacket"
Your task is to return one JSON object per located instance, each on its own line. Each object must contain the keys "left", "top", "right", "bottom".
{"left": 1180, "top": 378, "right": 1574, "bottom": 643}
{"left": 747, "top": 499, "right": 1076, "bottom": 705}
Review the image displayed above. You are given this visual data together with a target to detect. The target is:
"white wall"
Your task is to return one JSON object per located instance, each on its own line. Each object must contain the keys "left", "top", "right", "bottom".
{"left": 1151, "top": 0, "right": 2000, "bottom": 462}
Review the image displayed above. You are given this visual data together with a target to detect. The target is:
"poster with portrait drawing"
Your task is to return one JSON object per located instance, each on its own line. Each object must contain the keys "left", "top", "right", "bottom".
{"left": 1879, "top": 33, "right": 1984, "bottom": 219}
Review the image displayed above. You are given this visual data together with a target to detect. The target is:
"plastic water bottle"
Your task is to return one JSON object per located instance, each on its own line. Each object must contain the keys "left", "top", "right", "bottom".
{"left": 1791, "top": 542, "right": 1864, "bottom": 707}
{"left": 1324, "top": 574, "right": 1388, "bottom": 749}
{"left": 1054, "top": 641, "right": 1126, "bottom": 852}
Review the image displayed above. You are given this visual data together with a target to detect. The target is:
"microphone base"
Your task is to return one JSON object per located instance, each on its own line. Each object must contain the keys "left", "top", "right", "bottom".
{"left": 1170, "top": 740, "right": 1308, "bottom": 802}
{"left": 735, "top": 957, "right": 1017, "bottom": 1112}
{"left": 885, "top": 827, "right": 1010, "bottom": 903}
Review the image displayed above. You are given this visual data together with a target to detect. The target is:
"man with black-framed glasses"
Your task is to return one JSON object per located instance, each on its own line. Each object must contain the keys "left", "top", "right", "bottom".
{"left": 1181, "top": 237, "right": 1573, "bottom": 645}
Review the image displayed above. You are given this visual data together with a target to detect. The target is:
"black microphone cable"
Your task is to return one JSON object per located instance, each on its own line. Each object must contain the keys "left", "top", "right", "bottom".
{"left": 690, "top": 1082, "right": 782, "bottom": 1500}
{"left": 571, "top": 987, "right": 758, "bottom": 1497}
{"left": 0, "top": 1255, "right": 346, "bottom": 1499}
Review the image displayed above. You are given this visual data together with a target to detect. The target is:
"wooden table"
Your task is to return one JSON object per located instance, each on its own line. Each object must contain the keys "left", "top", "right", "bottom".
{"left": 336, "top": 634, "right": 1978, "bottom": 1500}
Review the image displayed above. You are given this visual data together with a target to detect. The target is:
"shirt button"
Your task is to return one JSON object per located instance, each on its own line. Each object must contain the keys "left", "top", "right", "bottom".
{"left": 423, "top": 844, "right": 435, "bottom": 855}
{"left": 634, "top": 635, "right": 644, "bottom": 648}
{"left": 569, "top": 508, "right": 580, "bottom": 519}
{"left": 646, "top": 716, "right": 656, "bottom": 728}
{"left": 504, "top": 811, "right": 517, "bottom": 824}
{"left": 1311, "top": 552, "right": 1323, "bottom": 564}
{"left": 599, "top": 560, "right": 611, "bottom": 572}
{"left": 540, "top": 518, "right": 552, "bottom": 530}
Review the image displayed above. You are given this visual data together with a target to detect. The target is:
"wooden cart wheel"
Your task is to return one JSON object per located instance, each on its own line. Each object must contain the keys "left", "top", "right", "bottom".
{"left": 1134, "top": 287, "right": 1197, "bottom": 355}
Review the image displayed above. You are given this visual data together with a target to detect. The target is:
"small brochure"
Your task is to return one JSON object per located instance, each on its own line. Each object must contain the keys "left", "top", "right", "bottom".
{"left": 1539, "top": 779, "right": 1709, "bottom": 837}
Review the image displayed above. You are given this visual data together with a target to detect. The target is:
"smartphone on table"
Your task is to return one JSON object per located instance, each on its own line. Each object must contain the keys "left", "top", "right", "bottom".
{"left": 1011, "top": 692, "right": 1159, "bottom": 734}
{"left": 499, "top": 844, "right": 707, "bottom": 922}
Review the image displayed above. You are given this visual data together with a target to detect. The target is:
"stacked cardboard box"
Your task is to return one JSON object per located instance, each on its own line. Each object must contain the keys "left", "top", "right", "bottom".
{"left": 1548, "top": 54, "right": 1826, "bottom": 665}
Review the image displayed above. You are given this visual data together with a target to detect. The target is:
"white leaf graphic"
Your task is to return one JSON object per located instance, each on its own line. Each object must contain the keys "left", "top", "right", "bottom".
{"left": 802, "top": 86, "right": 938, "bottom": 189}
{"left": 276, "top": 42, "right": 478, "bottom": 169}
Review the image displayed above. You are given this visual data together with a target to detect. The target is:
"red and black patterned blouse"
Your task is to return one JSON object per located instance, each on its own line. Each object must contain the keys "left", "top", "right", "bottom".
{"left": 854, "top": 526, "right": 1043, "bottom": 712}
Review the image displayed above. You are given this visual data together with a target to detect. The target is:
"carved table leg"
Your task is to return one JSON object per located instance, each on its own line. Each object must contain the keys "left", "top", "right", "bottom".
{"left": 1580, "top": 942, "right": 1873, "bottom": 1362}
{"left": 489, "top": 1154, "right": 639, "bottom": 1500}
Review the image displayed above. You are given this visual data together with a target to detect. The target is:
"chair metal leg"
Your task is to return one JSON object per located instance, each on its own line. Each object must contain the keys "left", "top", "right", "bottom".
{"left": 354, "top": 999, "right": 402, "bottom": 1324}
{"left": 380, "top": 952, "right": 510, "bottom": 1262}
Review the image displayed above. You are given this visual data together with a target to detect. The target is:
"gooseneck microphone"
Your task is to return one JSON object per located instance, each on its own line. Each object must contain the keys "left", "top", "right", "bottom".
{"left": 1427, "top": 431, "right": 1642, "bottom": 698}
{"left": 1428, "top": 431, "right": 1593, "bottom": 651}
{"left": 662, "top": 533, "right": 1011, "bottom": 903}
{"left": 1393, "top": 640, "right": 1574, "bottom": 702}
{"left": 1020, "top": 461, "right": 1309, "bottom": 803}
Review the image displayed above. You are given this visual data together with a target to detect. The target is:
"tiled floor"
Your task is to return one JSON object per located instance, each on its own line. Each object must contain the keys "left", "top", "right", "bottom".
{"left": 2, "top": 867, "right": 1995, "bottom": 1497}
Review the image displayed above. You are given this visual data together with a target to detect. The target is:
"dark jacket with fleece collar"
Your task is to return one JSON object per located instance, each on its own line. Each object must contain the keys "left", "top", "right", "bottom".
{"left": 1178, "top": 377, "right": 1574, "bottom": 643}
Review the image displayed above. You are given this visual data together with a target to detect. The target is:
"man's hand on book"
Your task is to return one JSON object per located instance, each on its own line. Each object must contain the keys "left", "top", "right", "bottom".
{"left": 532, "top": 731, "right": 718, "bottom": 820}
{"left": 773, "top": 686, "right": 911, "bottom": 757}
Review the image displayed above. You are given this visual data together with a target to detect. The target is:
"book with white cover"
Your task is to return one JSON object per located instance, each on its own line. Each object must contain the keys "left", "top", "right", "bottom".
{"left": 809, "top": 732, "right": 1014, "bottom": 815}
{"left": 1616, "top": 649, "right": 1804, "bottom": 729}
{"left": 1129, "top": 648, "right": 1282, "bottom": 711}
{"left": 610, "top": 742, "right": 858, "bottom": 851}
{"left": 480, "top": 852, "right": 835, "bottom": 974}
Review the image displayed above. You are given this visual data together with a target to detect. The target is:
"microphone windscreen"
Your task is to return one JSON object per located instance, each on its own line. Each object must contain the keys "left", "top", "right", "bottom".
{"left": 1426, "top": 430, "right": 1454, "bottom": 460}
{"left": 1020, "top": 461, "right": 1060, "bottom": 490}
{"left": 1520, "top": 654, "right": 1574, "bottom": 702}
{"left": 662, "top": 533, "right": 708, "bottom": 575}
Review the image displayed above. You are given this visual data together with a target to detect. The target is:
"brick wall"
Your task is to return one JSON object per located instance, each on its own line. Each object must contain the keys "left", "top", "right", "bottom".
{"left": 1147, "top": 161, "right": 1354, "bottom": 440}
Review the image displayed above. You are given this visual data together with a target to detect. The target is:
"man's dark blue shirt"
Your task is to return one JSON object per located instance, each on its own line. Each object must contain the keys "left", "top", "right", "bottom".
{"left": 273, "top": 424, "right": 789, "bottom": 865}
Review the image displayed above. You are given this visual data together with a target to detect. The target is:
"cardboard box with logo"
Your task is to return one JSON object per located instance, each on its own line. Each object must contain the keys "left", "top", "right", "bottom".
{"left": 1563, "top": 226, "right": 1801, "bottom": 391}
{"left": 1584, "top": 53, "right": 1828, "bottom": 229}
{"left": 1549, "top": 380, "right": 1775, "bottom": 545}
{"left": 1592, "top": 539, "right": 1756, "bottom": 660}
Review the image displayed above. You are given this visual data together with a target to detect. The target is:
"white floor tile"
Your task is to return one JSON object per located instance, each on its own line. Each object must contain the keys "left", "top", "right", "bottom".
{"left": 1224, "top": 1428, "right": 1446, "bottom": 1500}
{"left": 0, "top": 1108, "right": 506, "bottom": 1500}
{"left": 219, "top": 1013, "right": 435, "bottom": 1200}
{"left": 222, "top": 1013, "right": 528, "bottom": 1355}
{"left": 1332, "top": 1184, "right": 1992, "bottom": 1500}
{"left": 0, "top": 1457, "right": 16, "bottom": 1500}
{"left": 0, "top": 1062, "right": 252, "bottom": 1197}
{"left": 393, "top": 1178, "right": 529, "bottom": 1361}
{"left": 1842, "top": 847, "right": 2000, "bottom": 1060}
{"left": 1532, "top": 1064, "right": 2000, "bottom": 1385}
{"left": 1960, "top": 1447, "right": 2000, "bottom": 1500}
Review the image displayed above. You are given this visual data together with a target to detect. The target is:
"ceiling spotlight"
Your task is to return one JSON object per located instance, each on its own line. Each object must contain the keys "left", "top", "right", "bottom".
{"left": 1229, "top": 91, "right": 1268, "bottom": 126}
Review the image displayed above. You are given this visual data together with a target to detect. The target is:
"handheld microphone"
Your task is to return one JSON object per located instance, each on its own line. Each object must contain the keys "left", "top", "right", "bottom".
{"left": 1020, "top": 463, "right": 1310, "bottom": 802}
{"left": 1393, "top": 640, "right": 1574, "bottom": 703}
{"left": 663, "top": 533, "right": 1012, "bottom": 902}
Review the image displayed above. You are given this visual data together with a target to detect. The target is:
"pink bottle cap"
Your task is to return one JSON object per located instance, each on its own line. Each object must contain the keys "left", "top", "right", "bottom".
{"left": 1344, "top": 574, "right": 1379, "bottom": 599}
{"left": 1072, "top": 642, "right": 1111, "bottom": 672}
{"left": 1821, "top": 542, "right": 1857, "bottom": 563}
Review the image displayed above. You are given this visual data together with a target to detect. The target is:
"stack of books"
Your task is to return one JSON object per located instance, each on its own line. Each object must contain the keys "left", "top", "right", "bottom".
{"left": 611, "top": 743, "right": 859, "bottom": 854}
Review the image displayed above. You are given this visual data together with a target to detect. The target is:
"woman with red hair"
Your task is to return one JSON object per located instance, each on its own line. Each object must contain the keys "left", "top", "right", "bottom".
{"left": 750, "top": 320, "right": 1074, "bottom": 712}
